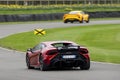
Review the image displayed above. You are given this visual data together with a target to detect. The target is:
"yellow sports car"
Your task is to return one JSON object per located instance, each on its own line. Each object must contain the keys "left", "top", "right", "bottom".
{"left": 63, "top": 11, "right": 89, "bottom": 23}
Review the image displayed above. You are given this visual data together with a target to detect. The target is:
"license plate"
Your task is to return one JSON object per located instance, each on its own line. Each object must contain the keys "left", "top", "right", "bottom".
{"left": 62, "top": 55, "right": 76, "bottom": 59}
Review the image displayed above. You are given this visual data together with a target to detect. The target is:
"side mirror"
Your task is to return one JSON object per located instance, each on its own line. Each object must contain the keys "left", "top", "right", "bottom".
{"left": 27, "top": 48, "right": 32, "bottom": 52}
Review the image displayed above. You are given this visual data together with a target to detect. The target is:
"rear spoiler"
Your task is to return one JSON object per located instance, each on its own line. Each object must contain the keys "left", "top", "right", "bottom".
{"left": 57, "top": 46, "right": 80, "bottom": 52}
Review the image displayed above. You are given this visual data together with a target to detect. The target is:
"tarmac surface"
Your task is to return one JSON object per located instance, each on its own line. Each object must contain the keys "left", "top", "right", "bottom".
{"left": 0, "top": 20, "right": 120, "bottom": 80}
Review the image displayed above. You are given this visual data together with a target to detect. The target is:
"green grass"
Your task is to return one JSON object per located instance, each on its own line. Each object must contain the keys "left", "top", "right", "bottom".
{"left": 0, "top": 24, "right": 120, "bottom": 63}
{"left": 0, "top": 5, "right": 120, "bottom": 15}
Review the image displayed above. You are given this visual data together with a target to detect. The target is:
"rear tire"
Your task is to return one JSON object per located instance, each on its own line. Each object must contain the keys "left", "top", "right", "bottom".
{"left": 26, "top": 54, "right": 34, "bottom": 69}
{"left": 39, "top": 55, "right": 48, "bottom": 71}
{"left": 70, "top": 21, "right": 74, "bottom": 23}
{"left": 64, "top": 20, "right": 68, "bottom": 23}
{"left": 80, "top": 60, "right": 90, "bottom": 70}
{"left": 86, "top": 18, "right": 89, "bottom": 23}
{"left": 79, "top": 18, "right": 83, "bottom": 23}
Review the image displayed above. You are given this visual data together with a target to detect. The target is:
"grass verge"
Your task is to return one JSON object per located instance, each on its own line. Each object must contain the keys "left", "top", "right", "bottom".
{"left": 0, "top": 24, "right": 120, "bottom": 63}
{"left": 0, "top": 4, "right": 120, "bottom": 15}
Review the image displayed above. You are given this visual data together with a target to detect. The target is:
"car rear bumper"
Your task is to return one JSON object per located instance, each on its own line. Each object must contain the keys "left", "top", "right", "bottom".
{"left": 65, "top": 18, "right": 79, "bottom": 21}
{"left": 49, "top": 54, "right": 88, "bottom": 68}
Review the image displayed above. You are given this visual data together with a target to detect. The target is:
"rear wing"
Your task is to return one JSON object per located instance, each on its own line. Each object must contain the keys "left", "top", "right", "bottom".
{"left": 57, "top": 46, "right": 80, "bottom": 53}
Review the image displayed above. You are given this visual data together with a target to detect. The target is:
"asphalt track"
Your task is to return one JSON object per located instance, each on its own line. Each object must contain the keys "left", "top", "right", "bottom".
{"left": 0, "top": 20, "right": 120, "bottom": 80}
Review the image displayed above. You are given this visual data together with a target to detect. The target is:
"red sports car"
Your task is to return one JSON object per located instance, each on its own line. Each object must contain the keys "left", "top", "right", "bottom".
{"left": 26, "top": 41, "right": 90, "bottom": 71}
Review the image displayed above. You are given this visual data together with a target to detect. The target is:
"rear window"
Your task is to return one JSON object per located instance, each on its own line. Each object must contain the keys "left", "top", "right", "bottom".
{"left": 69, "top": 11, "right": 85, "bottom": 14}
{"left": 52, "top": 43, "right": 74, "bottom": 48}
{"left": 69, "top": 11, "right": 79, "bottom": 14}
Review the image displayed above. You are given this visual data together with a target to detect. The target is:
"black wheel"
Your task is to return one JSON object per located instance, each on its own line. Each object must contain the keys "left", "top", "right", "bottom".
{"left": 64, "top": 20, "right": 68, "bottom": 23}
{"left": 86, "top": 18, "right": 89, "bottom": 23}
{"left": 26, "top": 54, "right": 34, "bottom": 69}
{"left": 79, "top": 18, "right": 83, "bottom": 23}
{"left": 80, "top": 60, "right": 90, "bottom": 70}
{"left": 70, "top": 21, "right": 74, "bottom": 23}
{"left": 39, "top": 55, "right": 48, "bottom": 71}
{"left": 80, "top": 20, "right": 83, "bottom": 23}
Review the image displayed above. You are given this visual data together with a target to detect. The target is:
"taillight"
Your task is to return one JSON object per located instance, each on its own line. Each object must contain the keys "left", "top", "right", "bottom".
{"left": 80, "top": 48, "right": 88, "bottom": 54}
{"left": 46, "top": 50, "right": 58, "bottom": 55}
